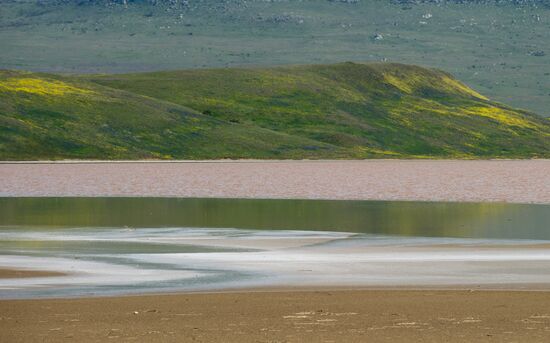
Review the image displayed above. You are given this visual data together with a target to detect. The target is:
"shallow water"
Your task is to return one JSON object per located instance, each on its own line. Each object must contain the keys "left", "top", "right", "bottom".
{"left": 2, "top": 197, "right": 550, "bottom": 239}
{"left": 1, "top": 198, "right": 549, "bottom": 298}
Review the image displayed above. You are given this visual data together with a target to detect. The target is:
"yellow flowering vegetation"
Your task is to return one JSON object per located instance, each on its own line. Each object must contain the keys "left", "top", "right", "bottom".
{"left": 440, "top": 76, "right": 488, "bottom": 100}
{"left": 382, "top": 70, "right": 488, "bottom": 101}
{"left": 0, "top": 78, "right": 94, "bottom": 97}
{"left": 383, "top": 73, "right": 414, "bottom": 93}
{"left": 466, "top": 106, "right": 538, "bottom": 129}
{"left": 356, "top": 146, "right": 402, "bottom": 156}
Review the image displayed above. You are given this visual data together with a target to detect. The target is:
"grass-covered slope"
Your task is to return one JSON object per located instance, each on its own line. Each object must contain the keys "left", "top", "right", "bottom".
{"left": 0, "top": 70, "right": 340, "bottom": 160}
{"left": 1, "top": 62, "right": 549, "bottom": 160}
{"left": 87, "top": 62, "right": 550, "bottom": 159}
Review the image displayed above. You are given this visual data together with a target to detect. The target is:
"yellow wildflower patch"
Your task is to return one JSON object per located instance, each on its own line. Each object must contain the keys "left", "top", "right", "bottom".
{"left": 383, "top": 74, "right": 413, "bottom": 93}
{"left": 440, "top": 76, "right": 488, "bottom": 100}
{"left": 467, "top": 106, "right": 536, "bottom": 129}
{"left": 355, "top": 146, "right": 402, "bottom": 156}
{"left": 382, "top": 70, "right": 488, "bottom": 101}
{"left": 0, "top": 78, "right": 94, "bottom": 96}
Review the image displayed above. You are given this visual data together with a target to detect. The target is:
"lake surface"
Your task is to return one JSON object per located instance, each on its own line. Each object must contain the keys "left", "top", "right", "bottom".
{"left": 1, "top": 198, "right": 549, "bottom": 298}
{"left": 2, "top": 197, "right": 550, "bottom": 239}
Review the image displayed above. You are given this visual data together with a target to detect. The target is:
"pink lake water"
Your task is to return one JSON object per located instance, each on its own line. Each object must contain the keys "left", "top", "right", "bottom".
{"left": 1, "top": 160, "right": 549, "bottom": 203}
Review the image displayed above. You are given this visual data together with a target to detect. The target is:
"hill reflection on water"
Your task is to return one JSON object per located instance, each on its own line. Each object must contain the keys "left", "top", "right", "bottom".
{"left": 1, "top": 197, "right": 548, "bottom": 240}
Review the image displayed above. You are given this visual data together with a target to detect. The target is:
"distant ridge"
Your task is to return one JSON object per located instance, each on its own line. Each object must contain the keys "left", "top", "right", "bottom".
{"left": 37, "top": 0, "right": 550, "bottom": 6}
{"left": 2, "top": 0, "right": 549, "bottom": 116}
{"left": 1, "top": 62, "right": 549, "bottom": 160}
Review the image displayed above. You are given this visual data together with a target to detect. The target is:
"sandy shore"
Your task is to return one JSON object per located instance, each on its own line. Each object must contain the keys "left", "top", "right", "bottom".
{"left": 1, "top": 159, "right": 549, "bottom": 203}
{"left": 0, "top": 268, "right": 65, "bottom": 279}
{"left": 2, "top": 289, "right": 550, "bottom": 342}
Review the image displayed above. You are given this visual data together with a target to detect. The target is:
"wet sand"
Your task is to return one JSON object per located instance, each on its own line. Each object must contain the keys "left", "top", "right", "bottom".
{"left": 2, "top": 290, "right": 550, "bottom": 342}
{"left": 4, "top": 227, "right": 550, "bottom": 298}
{"left": 0, "top": 268, "right": 65, "bottom": 279}
{"left": 1, "top": 159, "right": 549, "bottom": 203}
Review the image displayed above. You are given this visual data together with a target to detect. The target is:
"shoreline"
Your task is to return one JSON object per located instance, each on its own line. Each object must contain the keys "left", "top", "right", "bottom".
{"left": 2, "top": 160, "right": 549, "bottom": 340}
{"left": 5, "top": 283, "right": 550, "bottom": 301}
{"left": 1, "top": 158, "right": 546, "bottom": 163}
{"left": 3, "top": 237, "right": 550, "bottom": 299}
{"left": 6, "top": 273, "right": 550, "bottom": 300}
{"left": 4, "top": 195, "right": 550, "bottom": 205}
{"left": 3, "top": 289, "right": 550, "bottom": 342}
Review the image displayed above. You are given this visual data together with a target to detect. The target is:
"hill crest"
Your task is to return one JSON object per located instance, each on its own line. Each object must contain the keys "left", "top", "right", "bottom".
{"left": 1, "top": 62, "right": 549, "bottom": 160}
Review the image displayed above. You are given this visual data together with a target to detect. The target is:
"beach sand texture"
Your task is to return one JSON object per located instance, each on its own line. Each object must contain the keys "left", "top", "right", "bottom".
{"left": 3, "top": 160, "right": 550, "bottom": 342}
{"left": 0, "top": 268, "right": 64, "bottom": 279}
{"left": 1, "top": 159, "right": 549, "bottom": 203}
{"left": 3, "top": 290, "right": 550, "bottom": 342}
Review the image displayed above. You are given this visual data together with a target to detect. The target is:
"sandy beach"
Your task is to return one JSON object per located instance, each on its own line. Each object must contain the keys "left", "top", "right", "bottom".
{"left": 0, "top": 268, "right": 65, "bottom": 279}
{"left": 2, "top": 160, "right": 550, "bottom": 342}
{"left": 3, "top": 289, "right": 550, "bottom": 342}
{"left": 1, "top": 159, "right": 549, "bottom": 203}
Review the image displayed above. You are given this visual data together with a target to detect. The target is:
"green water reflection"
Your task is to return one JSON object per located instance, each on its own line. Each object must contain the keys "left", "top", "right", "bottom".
{"left": 0, "top": 197, "right": 549, "bottom": 240}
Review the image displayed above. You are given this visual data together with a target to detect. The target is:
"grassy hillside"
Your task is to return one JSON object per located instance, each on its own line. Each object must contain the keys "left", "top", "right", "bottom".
{"left": 1, "top": 0, "right": 549, "bottom": 116}
{"left": 0, "top": 70, "right": 341, "bottom": 160}
{"left": 1, "top": 62, "right": 549, "bottom": 160}
{"left": 87, "top": 62, "right": 550, "bottom": 158}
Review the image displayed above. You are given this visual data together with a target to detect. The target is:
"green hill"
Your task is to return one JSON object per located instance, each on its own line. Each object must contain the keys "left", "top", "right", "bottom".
{"left": 1, "top": 0, "right": 549, "bottom": 116}
{"left": 1, "top": 62, "right": 549, "bottom": 160}
{"left": 0, "top": 70, "right": 338, "bottom": 159}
